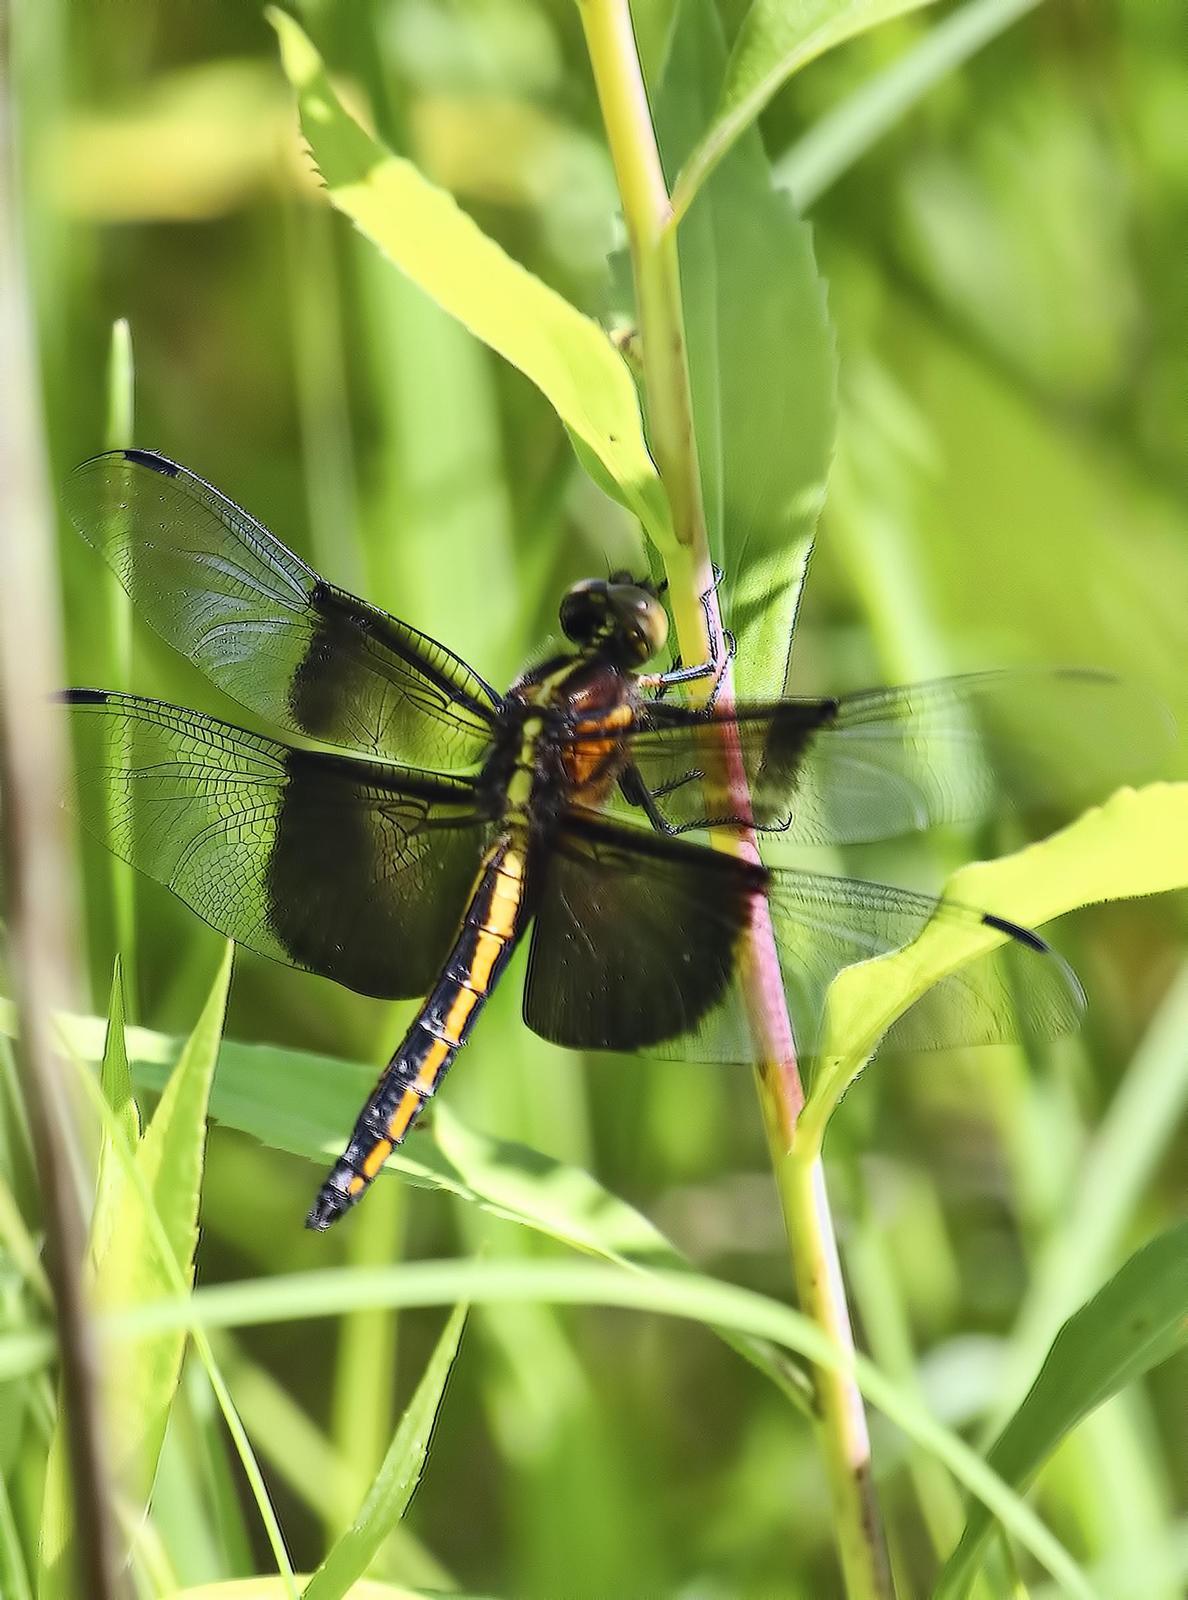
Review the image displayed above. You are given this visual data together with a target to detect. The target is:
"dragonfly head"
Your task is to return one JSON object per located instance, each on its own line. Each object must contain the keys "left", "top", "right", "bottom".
{"left": 560, "top": 575, "right": 669, "bottom": 666}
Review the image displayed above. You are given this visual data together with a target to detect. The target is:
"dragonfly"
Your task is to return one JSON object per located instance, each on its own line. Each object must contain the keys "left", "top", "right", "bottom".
{"left": 61, "top": 450, "right": 1148, "bottom": 1229}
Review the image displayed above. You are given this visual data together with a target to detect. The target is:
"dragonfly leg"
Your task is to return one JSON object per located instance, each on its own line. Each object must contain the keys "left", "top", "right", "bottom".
{"left": 618, "top": 762, "right": 778, "bottom": 837}
{"left": 619, "top": 762, "right": 795, "bottom": 838}
{"left": 642, "top": 566, "right": 735, "bottom": 707}
{"left": 618, "top": 764, "right": 680, "bottom": 834}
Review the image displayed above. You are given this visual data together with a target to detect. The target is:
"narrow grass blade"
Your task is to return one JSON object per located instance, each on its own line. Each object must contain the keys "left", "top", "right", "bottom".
{"left": 216, "top": 1341, "right": 451, "bottom": 1588}
{"left": 302, "top": 1303, "right": 468, "bottom": 1600}
{"left": 934, "top": 1222, "right": 1188, "bottom": 1599}
{"left": 102, "top": 321, "right": 138, "bottom": 1006}
{"left": 88, "top": 961, "right": 139, "bottom": 1266}
{"left": 6, "top": 1257, "right": 1094, "bottom": 1596}
{"left": 102, "top": 317, "right": 133, "bottom": 452}
{"left": 673, "top": 0, "right": 941, "bottom": 218}
{"left": 996, "top": 961, "right": 1188, "bottom": 1421}
{"left": 62, "top": 953, "right": 299, "bottom": 1596}
{"left": 776, "top": 0, "right": 1044, "bottom": 210}
{"left": 37, "top": 948, "right": 231, "bottom": 1591}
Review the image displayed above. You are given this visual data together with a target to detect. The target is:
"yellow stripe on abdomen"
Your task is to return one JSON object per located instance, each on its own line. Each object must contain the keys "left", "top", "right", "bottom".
{"left": 443, "top": 983, "right": 479, "bottom": 1040}
{"left": 315, "top": 835, "right": 531, "bottom": 1224}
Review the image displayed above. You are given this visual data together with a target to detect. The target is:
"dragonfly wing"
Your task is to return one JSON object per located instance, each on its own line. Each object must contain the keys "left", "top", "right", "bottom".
{"left": 523, "top": 812, "right": 1082, "bottom": 1063}
{"left": 524, "top": 810, "right": 756, "bottom": 1061}
{"left": 64, "top": 450, "right": 500, "bottom": 767}
{"left": 618, "top": 669, "right": 1168, "bottom": 843}
{"left": 64, "top": 690, "right": 492, "bottom": 998}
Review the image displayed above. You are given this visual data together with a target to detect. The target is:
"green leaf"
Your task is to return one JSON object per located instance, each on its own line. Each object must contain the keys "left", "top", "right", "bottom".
{"left": 776, "top": 0, "right": 1045, "bottom": 212}
{"left": 149, "top": 1029, "right": 811, "bottom": 1410}
{"left": 302, "top": 1303, "right": 468, "bottom": 1600}
{"left": 656, "top": 0, "right": 836, "bottom": 699}
{"left": 934, "top": 1222, "right": 1188, "bottom": 1599}
{"left": 99, "top": 944, "right": 230, "bottom": 1494}
{"left": 36, "top": 966, "right": 139, "bottom": 1596}
{"left": 804, "top": 783, "right": 1188, "bottom": 1146}
{"left": 998, "top": 963, "right": 1188, "bottom": 1416}
{"left": 266, "top": 8, "right": 668, "bottom": 544}
{"left": 21, "top": 1256, "right": 1090, "bottom": 1595}
{"left": 0, "top": 998, "right": 812, "bottom": 1414}
{"left": 0, "top": 1252, "right": 1094, "bottom": 1594}
{"left": 432, "top": 1102, "right": 680, "bottom": 1267}
{"left": 430, "top": 1105, "right": 812, "bottom": 1410}
{"left": 37, "top": 948, "right": 231, "bottom": 1591}
{"left": 89, "top": 961, "right": 139, "bottom": 1267}
{"left": 673, "top": 0, "right": 942, "bottom": 219}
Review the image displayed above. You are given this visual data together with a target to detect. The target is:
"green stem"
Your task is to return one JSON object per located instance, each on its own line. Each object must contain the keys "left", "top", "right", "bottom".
{"left": 0, "top": 17, "right": 125, "bottom": 1592}
{"left": 781, "top": 1145, "right": 894, "bottom": 1597}
{"left": 104, "top": 317, "right": 138, "bottom": 1018}
{"left": 578, "top": 5, "right": 890, "bottom": 1595}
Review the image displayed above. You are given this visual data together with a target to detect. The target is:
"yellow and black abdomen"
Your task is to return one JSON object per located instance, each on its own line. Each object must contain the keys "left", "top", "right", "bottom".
{"left": 306, "top": 835, "right": 530, "bottom": 1229}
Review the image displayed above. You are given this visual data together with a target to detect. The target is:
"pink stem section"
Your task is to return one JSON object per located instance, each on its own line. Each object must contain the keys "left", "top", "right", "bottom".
{"left": 578, "top": 3, "right": 889, "bottom": 1591}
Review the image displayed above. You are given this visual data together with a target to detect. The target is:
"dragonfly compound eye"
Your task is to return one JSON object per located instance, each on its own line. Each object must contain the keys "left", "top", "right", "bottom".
{"left": 559, "top": 579, "right": 609, "bottom": 645}
{"left": 608, "top": 586, "right": 668, "bottom": 664}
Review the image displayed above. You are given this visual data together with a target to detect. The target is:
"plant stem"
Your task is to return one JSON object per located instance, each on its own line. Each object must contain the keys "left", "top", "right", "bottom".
{"left": 0, "top": 14, "right": 125, "bottom": 1595}
{"left": 104, "top": 317, "right": 139, "bottom": 1018}
{"left": 578, "top": 4, "right": 891, "bottom": 1594}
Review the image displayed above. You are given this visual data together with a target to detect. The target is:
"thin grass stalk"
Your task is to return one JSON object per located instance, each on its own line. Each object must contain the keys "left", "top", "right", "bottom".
{"left": 67, "top": 1010, "right": 301, "bottom": 1599}
{"left": 103, "top": 317, "right": 139, "bottom": 1015}
{"left": 576, "top": 4, "right": 890, "bottom": 1594}
{"left": 0, "top": 21, "right": 124, "bottom": 1595}
{"left": 775, "top": 0, "right": 1044, "bottom": 212}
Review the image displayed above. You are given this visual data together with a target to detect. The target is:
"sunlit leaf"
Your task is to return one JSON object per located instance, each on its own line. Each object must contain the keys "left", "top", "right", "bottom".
{"left": 266, "top": 8, "right": 669, "bottom": 544}
{"left": 673, "top": 0, "right": 941, "bottom": 219}
{"left": 934, "top": 1221, "right": 1188, "bottom": 1599}
{"left": 806, "top": 784, "right": 1188, "bottom": 1141}
{"left": 302, "top": 1303, "right": 467, "bottom": 1600}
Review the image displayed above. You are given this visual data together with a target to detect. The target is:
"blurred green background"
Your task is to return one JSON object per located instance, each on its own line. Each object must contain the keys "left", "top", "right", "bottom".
{"left": 6, "top": 0, "right": 1187, "bottom": 1595}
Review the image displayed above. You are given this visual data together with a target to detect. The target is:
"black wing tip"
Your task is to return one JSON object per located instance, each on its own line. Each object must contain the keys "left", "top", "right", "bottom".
{"left": 121, "top": 447, "right": 179, "bottom": 476}
{"left": 983, "top": 912, "right": 1049, "bottom": 954}
{"left": 72, "top": 447, "right": 179, "bottom": 477}
{"left": 55, "top": 687, "right": 111, "bottom": 706}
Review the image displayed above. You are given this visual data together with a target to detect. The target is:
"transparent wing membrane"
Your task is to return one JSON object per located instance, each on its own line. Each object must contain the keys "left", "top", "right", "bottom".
{"left": 524, "top": 812, "right": 1082, "bottom": 1065}
{"left": 64, "top": 450, "right": 500, "bottom": 768}
{"left": 616, "top": 669, "right": 1168, "bottom": 843}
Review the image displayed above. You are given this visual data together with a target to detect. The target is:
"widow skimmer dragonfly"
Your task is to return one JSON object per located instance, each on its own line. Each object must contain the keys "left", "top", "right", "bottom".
{"left": 61, "top": 450, "right": 1142, "bottom": 1229}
